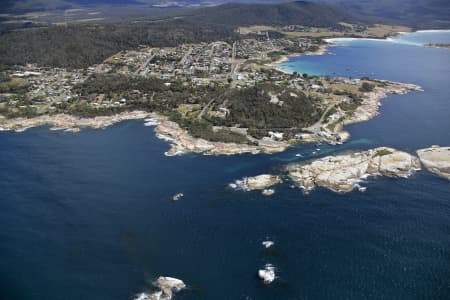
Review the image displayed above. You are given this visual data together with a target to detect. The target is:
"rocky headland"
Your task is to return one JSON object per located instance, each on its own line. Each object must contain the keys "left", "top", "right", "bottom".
{"left": 286, "top": 147, "right": 421, "bottom": 193}
{"left": 417, "top": 146, "right": 450, "bottom": 180}
{"left": 231, "top": 147, "right": 434, "bottom": 194}
{"left": 300, "top": 81, "right": 423, "bottom": 145}
{"left": 0, "top": 111, "right": 151, "bottom": 132}
{"left": 339, "top": 82, "right": 422, "bottom": 132}
{"left": 154, "top": 118, "right": 288, "bottom": 156}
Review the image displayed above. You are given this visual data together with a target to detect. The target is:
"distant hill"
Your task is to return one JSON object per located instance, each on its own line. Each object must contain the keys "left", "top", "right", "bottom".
{"left": 3, "top": 0, "right": 449, "bottom": 29}
{"left": 311, "top": 0, "right": 450, "bottom": 28}
{"left": 0, "top": 0, "right": 144, "bottom": 13}
{"left": 173, "top": 1, "right": 359, "bottom": 27}
{"left": 1, "top": 1, "right": 361, "bottom": 28}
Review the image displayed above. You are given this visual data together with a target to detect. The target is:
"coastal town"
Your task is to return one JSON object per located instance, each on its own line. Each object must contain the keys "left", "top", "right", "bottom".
{"left": 0, "top": 29, "right": 423, "bottom": 156}
{"left": 0, "top": 34, "right": 325, "bottom": 104}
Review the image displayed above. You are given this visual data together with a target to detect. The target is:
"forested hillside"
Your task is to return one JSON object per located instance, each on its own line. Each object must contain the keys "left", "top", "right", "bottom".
{"left": 0, "top": 21, "right": 236, "bottom": 68}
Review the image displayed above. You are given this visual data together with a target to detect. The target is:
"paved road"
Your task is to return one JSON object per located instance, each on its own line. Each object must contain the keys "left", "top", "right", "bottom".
{"left": 198, "top": 99, "right": 215, "bottom": 120}
{"left": 209, "top": 43, "right": 216, "bottom": 74}
{"left": 303, "top": 104, "right": 336, "bottom": 133}
{"left": 180, "top": 47, "right": 192, "bottom": 66}
{"left": 136, "top": 50, "right": 155, "bottom": 76}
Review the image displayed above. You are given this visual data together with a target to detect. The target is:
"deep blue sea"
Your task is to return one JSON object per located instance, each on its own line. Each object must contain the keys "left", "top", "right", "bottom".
{"left": 1, "top": 31, "right": 449, "bottom": 300}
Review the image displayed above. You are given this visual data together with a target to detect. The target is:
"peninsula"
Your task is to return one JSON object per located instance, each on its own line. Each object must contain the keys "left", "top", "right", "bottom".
{"left": 0, "top": 31, "right": 420, "bottom": 156}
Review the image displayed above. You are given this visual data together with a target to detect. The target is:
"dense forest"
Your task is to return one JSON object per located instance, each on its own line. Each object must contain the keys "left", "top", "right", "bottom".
{"left": 226, "top": 86, "right": 320, "bottom": 130}
{"left": 0, "top": 20, "right": 237, "bottom": 69}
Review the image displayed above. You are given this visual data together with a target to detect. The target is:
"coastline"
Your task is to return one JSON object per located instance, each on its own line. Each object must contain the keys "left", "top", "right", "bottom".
{"left": 266, "top": 30, "right": 428, "bottom": 146}
{"left": 335, "top": 81, "right": 423, "bottom": 140}
{"left": 0, "top": 111, "right": 151, "bottom": 133}
{"left": 0, "top": 79, "right": 422, "bottom": 157}
{"left": 0, "top": 79, "right": 421, "bottom": 156}
{"left": 0, "top": 110, "right": 289, "bottom": 156}
{"left": 298, "top": 81, "right": 423, "bottom": 145}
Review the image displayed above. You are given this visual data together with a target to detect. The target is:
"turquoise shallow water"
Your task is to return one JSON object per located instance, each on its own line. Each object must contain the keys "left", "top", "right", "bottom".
{"left": 1, "top": 31, "right": 450, "bottom": 300}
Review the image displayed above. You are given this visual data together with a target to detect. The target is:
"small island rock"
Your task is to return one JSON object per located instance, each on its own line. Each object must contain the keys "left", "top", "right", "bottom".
{"left": 172, "top": 193, "right": 184, "bottom": 201}
{"left": 134, "top": 276, "right": 186, "bottom": 300}
{"left": 262, "top": 189, "right": 275, "bottom": 196}
{"left": 262, "top": 240, "right": 274, "bottom": 248}
{"left": 230, "top": 175, "right": 281, "bottom": 191}
{"left": 258, "top": 264, "right": 276, "bottom": 284}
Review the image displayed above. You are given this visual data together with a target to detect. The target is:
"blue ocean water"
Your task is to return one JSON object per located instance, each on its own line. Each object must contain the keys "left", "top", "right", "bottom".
{"left": 1, "top": 31, "right": 450, "bottom": 300}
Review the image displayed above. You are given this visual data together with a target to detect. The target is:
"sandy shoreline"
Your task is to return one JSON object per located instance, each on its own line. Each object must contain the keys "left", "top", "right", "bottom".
{"left": 322, "top": 29, "right": 450, "bottom": 48}
{"left": 268, "top": 44, "right": 330, "bottom": 74}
